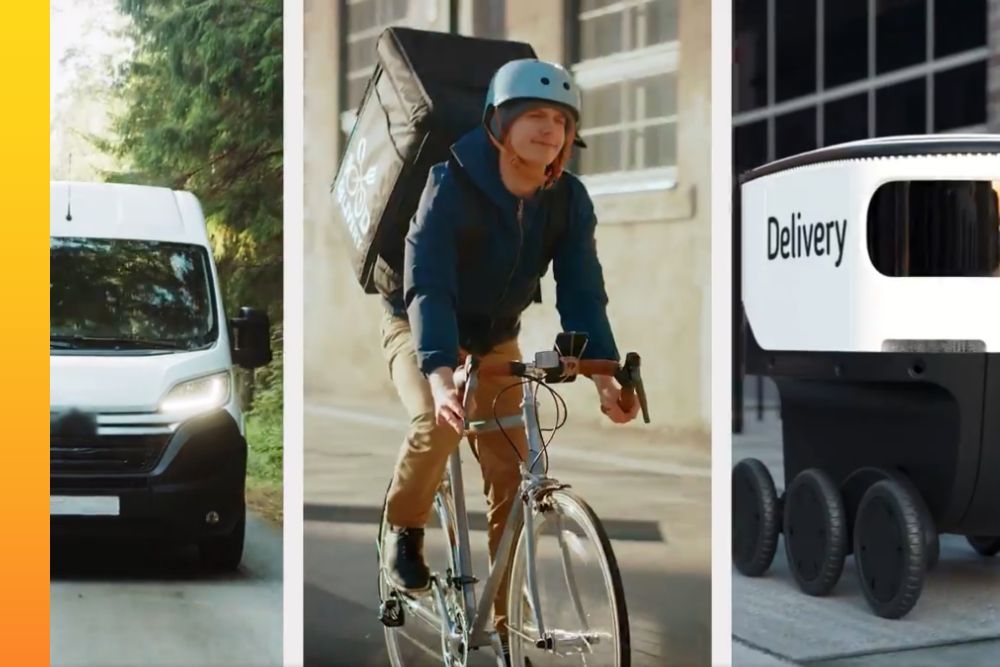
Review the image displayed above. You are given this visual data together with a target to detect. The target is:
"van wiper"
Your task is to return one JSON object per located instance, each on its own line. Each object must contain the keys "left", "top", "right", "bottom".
{"left": 49, "top": 335, "right": 186, "bottom": 350}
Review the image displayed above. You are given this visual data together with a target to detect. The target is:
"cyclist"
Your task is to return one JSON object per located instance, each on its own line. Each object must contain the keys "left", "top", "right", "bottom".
{"left": 379, "top": 58, "right": 639, "bottom": 658}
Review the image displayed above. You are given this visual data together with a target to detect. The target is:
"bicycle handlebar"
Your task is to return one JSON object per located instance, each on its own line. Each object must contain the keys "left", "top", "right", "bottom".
{"left": 461, "top": 352, "right": 650, "bottom": 424}
{"left": 474, "top": 359, "right": 620, "bottom": 378}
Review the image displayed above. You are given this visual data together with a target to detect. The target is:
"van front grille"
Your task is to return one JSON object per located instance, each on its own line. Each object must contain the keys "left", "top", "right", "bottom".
{"left": 50, "top": 433, "right": 171, "bottom": 475}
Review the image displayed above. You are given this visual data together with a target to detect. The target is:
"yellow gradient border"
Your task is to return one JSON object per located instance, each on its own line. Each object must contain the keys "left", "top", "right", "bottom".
{"left": 4, "top": 2, "right": 48, "bottom": 665}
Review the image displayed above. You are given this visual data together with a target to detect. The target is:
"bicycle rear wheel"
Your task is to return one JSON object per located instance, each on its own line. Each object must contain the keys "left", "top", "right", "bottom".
{"left": 507, "top": 489, "right": 630, "bottom": 666}
{"left": 378, "top": 482, "right": 466, "bottom": 666}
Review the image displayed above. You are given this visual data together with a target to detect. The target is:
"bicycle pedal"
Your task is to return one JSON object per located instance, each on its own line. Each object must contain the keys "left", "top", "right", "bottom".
{"left": 378, "top": 597, "right": 405, "bottom": 628}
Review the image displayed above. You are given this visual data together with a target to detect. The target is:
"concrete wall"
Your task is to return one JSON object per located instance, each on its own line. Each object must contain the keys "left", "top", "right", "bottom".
{"left": 303, "top": 0, "right": 392, "bottom": 399}
{"left": 303, "top": 0, "right": 712, "bottom": 436}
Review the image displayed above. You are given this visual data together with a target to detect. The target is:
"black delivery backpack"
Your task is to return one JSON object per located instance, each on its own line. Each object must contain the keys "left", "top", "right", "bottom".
{"left": 331, "top": 27, "right": 537, "bottom": 296}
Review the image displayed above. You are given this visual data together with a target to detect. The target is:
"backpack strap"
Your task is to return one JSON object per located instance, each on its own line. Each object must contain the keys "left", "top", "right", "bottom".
{"left": 447, "top": 156, "right": 490, "bottom": 274}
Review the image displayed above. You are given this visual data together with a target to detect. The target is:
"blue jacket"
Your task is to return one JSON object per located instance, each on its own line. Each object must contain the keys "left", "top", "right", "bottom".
{"left": 388, "top": 127, "right": 620, "bottom": 375}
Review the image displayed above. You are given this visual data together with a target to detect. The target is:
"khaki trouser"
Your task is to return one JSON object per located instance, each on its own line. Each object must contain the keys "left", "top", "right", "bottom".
{"left": 380, "top": 311, "right": 528, "bottom": 637}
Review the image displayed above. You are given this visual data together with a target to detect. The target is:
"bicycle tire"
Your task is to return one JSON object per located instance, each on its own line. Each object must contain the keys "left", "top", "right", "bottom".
{"left": 378, "top": 481, "right": 463, "bottom": 666}
{"left": 507, "top": 489, "right": 630, "bottom": 666}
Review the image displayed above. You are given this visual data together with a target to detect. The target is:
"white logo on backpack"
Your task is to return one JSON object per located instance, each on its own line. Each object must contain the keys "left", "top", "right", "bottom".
{"left": 335, "top": 138, "right": 378, "bottom": 250}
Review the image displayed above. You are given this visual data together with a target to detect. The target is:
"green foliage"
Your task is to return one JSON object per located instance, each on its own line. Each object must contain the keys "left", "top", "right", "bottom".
{"left": 245, "top": 330, "right": 283, "bottom": 484}
{"left": 103, "top": 0, "right": 283, "bottom": 322}
{"left": 102, "top": 0, "right": 284, "bottom": 485}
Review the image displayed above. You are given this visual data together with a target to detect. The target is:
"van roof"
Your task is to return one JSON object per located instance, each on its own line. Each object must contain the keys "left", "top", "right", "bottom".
{"left": 50, "top": 181, "right": 210, "bottom": 246}
{"left": 739, "top": 134, "right": 1000, "bottom": 185}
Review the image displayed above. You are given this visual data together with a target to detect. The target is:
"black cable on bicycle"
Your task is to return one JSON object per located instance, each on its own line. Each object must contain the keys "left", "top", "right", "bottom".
{"left": 491, "top": 379, "right": 532, "bottom": 462}
{"left": 529, "top": 377, "right": 569, "bottom": 475}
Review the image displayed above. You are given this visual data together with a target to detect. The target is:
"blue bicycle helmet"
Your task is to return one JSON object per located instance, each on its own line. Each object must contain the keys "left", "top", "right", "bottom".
{"left": 484, "top": 59, "right": 587, "bottom": 148}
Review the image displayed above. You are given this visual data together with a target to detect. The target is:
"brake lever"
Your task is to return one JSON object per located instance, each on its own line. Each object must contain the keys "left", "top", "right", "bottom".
{"left": 616, "top": 352, "right": 650, "bottom": 424}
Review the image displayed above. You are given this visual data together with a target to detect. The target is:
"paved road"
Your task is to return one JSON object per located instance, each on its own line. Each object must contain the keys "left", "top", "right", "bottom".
{"left": 304, "top": 396, "right": 711, "bottom": 666}
{"left": 732, "top": 411, "right": 1000, "bottom": 666}
{"left": 51, "top": 514, "right": 283, "bottom": 667}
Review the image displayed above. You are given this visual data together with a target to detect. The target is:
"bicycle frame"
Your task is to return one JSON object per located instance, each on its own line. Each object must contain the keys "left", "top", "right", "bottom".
{"left": 393, "top": 365, "right": 594, "bottom": 658}
{"left": 439, "top": 370, "right": 582, "bottom": 648}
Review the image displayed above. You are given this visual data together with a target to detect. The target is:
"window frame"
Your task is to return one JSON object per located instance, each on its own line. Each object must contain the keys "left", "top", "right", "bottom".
{"left": 571, "top": 0, "right": 681, "bottom": 194}
{"left": 733, "top": 0, "right": 989, "bottom": 170}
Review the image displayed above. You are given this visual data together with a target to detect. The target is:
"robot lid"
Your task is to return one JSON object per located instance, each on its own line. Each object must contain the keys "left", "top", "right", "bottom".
{"left": 739, "top": 134, "right": 1000, "bottom": 185}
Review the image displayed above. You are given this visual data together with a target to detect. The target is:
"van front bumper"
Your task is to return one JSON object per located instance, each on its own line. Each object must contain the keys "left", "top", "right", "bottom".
{"left": 50, "top": 409, "right": 246, "bottom": 541}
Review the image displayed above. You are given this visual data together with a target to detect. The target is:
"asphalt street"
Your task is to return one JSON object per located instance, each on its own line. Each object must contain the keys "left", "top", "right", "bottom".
{"left": 303, "top": 395, "right": 711, "bottom": 666}
{"left": 51, "top": 513, "right": 283, "bottom": 667}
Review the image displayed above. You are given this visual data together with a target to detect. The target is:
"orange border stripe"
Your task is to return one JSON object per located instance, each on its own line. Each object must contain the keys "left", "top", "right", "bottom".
{"left": 2, "top": 2, "right": 49, "bottom": 664}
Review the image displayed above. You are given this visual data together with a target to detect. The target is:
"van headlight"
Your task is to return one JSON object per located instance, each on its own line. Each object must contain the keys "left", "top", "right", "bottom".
{"left": 159, "top": 372, "right": 231, "bottom": 416}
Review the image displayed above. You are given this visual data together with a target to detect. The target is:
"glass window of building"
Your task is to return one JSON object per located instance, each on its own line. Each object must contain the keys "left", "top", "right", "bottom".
{"left": 573, "top": 0, "right": 680, "bottom": 190}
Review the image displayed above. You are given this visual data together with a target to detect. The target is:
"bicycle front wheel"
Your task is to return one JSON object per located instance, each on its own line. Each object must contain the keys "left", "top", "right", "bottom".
{"left": 507, "top": 489, "right": 630, "bottom": 666}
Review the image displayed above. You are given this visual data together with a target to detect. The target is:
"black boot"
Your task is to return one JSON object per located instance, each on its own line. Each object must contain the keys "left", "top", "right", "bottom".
{"left": 384, "top": 526, "right": 431, "bottom": 592}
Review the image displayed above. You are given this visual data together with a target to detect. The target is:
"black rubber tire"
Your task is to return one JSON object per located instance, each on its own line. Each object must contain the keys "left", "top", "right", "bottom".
{"left": 966, "top": 535, "right": 1000, "bottom": 557}
{"left": 853, "top": 480, "right": 925, "bottom": 619}
{"left": 885, "top": 471, "right": 939, "bottom": 571}
{"left": 508, "top": 489, "right": 630, "bottom": 667}
{"left": 732, "top": 458, "right": 781, "bottom": 577}
{"left": 199, "top": 507, "right": 246, "bottom": 572}
{"left": 783, "top": 468, "right": 847, "bottom": 596}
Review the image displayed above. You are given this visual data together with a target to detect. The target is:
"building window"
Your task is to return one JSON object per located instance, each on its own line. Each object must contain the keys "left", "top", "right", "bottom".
{"left": 733, "top": 0, "right": 989, "bottom": 174}
{"left": 340, "top": 0, "right": 444, "bottom": 136}
{"left": 573, "top": 0, "right": 679, "bottom": 193}
{"left": 875, "top": 0, "right": 926, "bottom": 75}
{"left": 734, "top": 0, "right": 768, "bottom": 113}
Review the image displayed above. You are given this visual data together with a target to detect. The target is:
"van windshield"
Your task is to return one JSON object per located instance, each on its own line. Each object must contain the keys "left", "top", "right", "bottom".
{"left": 50, "top": 237, "right": 217, "bottom": 351}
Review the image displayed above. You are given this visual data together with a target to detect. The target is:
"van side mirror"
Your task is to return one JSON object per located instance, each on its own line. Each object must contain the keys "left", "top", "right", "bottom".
{"left": 229, "top": 307, "right": 272, "bottom": 369}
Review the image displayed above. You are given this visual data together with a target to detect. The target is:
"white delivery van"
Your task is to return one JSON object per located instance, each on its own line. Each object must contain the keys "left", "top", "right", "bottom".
{"left": 50, "top": 181, "right": 272, "bottom": 570}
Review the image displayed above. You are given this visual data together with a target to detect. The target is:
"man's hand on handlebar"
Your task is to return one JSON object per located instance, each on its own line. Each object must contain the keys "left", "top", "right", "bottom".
{"left": 428, "top": 367, "right": 465, "bottom": 434}
{"left": 592, "top": 374, "right": 640, "bottom": 424}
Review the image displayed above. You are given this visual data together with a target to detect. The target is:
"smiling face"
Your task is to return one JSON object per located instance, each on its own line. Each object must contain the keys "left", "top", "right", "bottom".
{"left": 505, "top": 106, "right": 569, "bottom": 168}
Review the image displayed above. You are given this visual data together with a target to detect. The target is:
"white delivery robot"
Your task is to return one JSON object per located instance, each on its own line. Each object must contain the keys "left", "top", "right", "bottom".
{"left": 732, "top": 135, "right": 1000, "bottom": 619}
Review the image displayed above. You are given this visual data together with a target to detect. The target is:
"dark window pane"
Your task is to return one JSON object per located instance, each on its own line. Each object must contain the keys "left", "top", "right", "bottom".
{"left": 876, "top": 0, "right": 926, "bottom": 74}
{"left": 580, "top": 11, "right": 624, "bottom": 59}
{"left": 382, "top": 0, "right": 410, "bottom": 24}
{"left": 348, "top": 0, "right": 376, "bottom": 32}
{"left": 935, "top": 0, "right": 986, "bottom": 57}
{"left": 867, "top": 180, "right": 1000, "bottom": 277}
{"left": 825, "top": 0, "right": 868, "bottom": 87}
{"left": 630, "top": 73, "right": 677, "bottom": 120}
{"left": 581, "top": 0, "right": 619, "bottom": 10}
{"left": 579, "top": 131, "right": 623, "bottom": 174}
{"left": 734, "top": 120, "right": 768, "bottom": 173}
{"left": 934, "top": 60, "right": 987, "bottom": 131}
{"left": 347, "top": 74, "right": 371, "bottom": 110}
{"left": 348, "top": 35, "right": 378, "bottom": 69}
{"left": 645, "top": 0, "right": 679, "bottom": 45}
{"left": 775, "top": 0, "right": 816, "bottom": 102}
{"left": 581, "top": 83, "right": 623, "bottom": 129}
{"left": 734, "top": 0, "right": 768, "bottom": 112}
{"left": 824, "top": 93, "right": 869, "bottom": 145}
{"left": 875, "top": 78, "right": 925, "bottom": 135}
{"left": 775, "top": 107, "right": 816, "bottom": 159}
{"left": 634, "top": 123, "right": 676, "bottom": 169}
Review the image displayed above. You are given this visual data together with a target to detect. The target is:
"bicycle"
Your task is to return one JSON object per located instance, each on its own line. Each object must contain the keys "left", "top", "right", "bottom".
{"left": 376, "top": 332, "right": 651, "bottom": 666}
